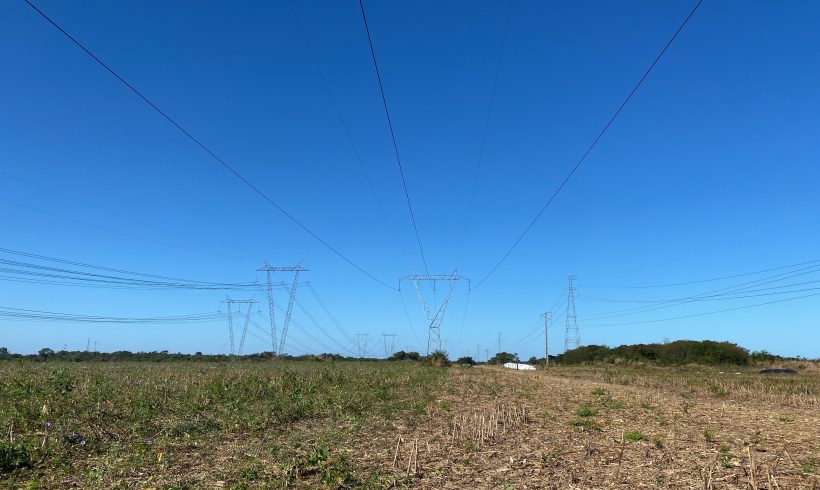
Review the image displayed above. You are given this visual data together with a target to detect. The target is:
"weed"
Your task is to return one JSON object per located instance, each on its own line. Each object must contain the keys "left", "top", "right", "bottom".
{"left": 606, "top": 399, "right": 625, "bottom": 409}
{"left": 704, "top": 429, "right": 716, "bottom": 443}
{"left": 802, "top": 457, "right": 817, "bottom": 474}
{"left": 575, "top": 404, "right": 598, "bottom": 417}
{"left": 779, "top": 414, "right": 793, "bottom": 423}
{"left": 591, "top": 387, "right": 606, "bottom": 397}
{"left": 0, "top": 442, "right": 30, "bottom": 473}
{"left": 623, "top": 430, "right": 646, "bottom": 442}
{"left": 570, "top": 418, "right": 600, "bottom": 430}
{"left": 718, "top": 446, "right": 735, "bottom": 468}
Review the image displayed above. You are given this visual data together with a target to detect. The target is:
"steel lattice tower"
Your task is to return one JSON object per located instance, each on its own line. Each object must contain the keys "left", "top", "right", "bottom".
{"left": 400, "top": 273, "right": 470, "bottom": 355}
{"left": 221, "top": 297, "right": 258, "bottom": 356}
{"left": 257, "top": 263, "right": 307, "bottom": 356}
{"left": 564, "top": 275, "right": 580, "bottom": 352}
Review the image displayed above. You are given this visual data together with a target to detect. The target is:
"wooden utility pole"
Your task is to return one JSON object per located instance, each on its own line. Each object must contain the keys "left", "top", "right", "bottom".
{"left": 541, "top": 311, "right": 551, "bottom": 368}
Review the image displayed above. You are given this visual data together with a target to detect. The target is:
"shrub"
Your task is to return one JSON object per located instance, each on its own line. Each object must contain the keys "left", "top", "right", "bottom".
{"left": 426, "top": 350, "right": 451, "bottom": 367}
{"left": 0, "top": 441, "right": 30, "bottom": 473}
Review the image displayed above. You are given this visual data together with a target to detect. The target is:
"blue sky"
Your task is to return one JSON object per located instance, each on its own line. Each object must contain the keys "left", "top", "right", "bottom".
{"left": 2, "top": 0, "right": 819, "bottom": 359}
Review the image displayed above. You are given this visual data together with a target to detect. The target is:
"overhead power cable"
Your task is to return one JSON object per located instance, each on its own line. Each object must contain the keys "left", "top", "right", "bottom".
{"left": 358, "top": 0, "right": 429, "bottom": 274}
{"left": 474, "top": 0, "right": 704, "bottom": 289}
{"left": 0, "top": 305, "right": 220, "bottom": 324}
{"left": 22, "top": 0, "right": 395, "bottom": 290}
{"left": 584, "top": 290, "right": 820, "bottom": 328}
{"left": 0, "top": 247, "right": 258, "bottom": 289}
{"left": 0, "top": 169, "right": 259, "bottom": 262}
{"left": 585, "top": 258, "right": 820, "bottom": 290}
{"left": 287, "top": 1, "right": 413, "bottom": 271}
{"left": 583, "top": 262, "right": 820, "bottom": 321}
{"left": 457, "top": 0, "right": 514, "bottom": 267}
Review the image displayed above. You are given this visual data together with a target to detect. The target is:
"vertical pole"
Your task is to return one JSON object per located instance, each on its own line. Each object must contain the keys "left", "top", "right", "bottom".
{"left": 497, "top": 332, "right": 501, "bottom": 365}
{"left": 542, "top": 311, "right": 551, "bottom": 368}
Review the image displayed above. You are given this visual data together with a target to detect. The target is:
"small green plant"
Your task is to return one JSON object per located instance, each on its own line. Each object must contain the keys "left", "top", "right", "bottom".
{"left": 652, "top": 435, "right": 663, "bottom": 449}
{"left": 570, "top": 418, "right": 599, "bottom": 430}
{"left": 575, "top": 404, "right": 598, "bottom": 417}
{"left": 801, "top": 457, "right": 817, "bottom": 474}
{"left": 778, "top": 414, "right": 793, "bottom": 423}
{"left": 623, "top": 430, "right": 646, "bottom": 442}
{"left": 0, "top": 441, "right": 30, "bottom": 472}
{"left": 703, "top": 429, "right": 716, "bottom": 443}
{"left": 719, "top": 446, "right": 735, "bottom": 468}
{"left": 606, "top": 399, "right": 625, "bottom": 409}
{"left": 591, "top": 387, "right": 606, "bottom": 397}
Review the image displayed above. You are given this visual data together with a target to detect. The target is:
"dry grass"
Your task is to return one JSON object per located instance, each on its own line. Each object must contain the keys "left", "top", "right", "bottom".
{"left": 2, "top": 361, "right": 819, "bottom": 488}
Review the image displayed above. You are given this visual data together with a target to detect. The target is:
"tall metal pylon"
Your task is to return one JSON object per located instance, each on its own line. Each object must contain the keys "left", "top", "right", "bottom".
{"left": 381, "top": 333, "right": 398, "bottom": 358}
{"left": 221, "top": 297, "right": 258, "bottom": 355}
{"left": 356, "top": 333, "right": 369, "bottom": 358}
{"left": 400, "top": 273, "right": 470, "bottom": 355}
{"left": 257, "top": 263, "right": 307, "bottom": 356}
{"left": 564, "top": 275, "right": 580, "bottom": 352}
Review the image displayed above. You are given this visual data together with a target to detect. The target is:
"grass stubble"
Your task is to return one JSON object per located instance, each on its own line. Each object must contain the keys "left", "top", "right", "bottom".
{"left": 1, "top": 360, "right": 818, "bottom": 489}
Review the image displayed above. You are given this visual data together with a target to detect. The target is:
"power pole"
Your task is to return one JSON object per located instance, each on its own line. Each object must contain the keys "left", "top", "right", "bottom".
{"left": 564, "top": 275, "right": 580, "bottom": 352}
{"left": 381, "top": 333, "right": 398, "bottom": 358}
{"left": 400, "top": 273, "right": 469, "bottom": 355}
{"left": 484, "top": 348, "right": 489, "bottom": 363}
{"left": 86, "top": 337, "right": 91, "bottom": 352}
{"left": 356, "top": 333, "right": 369, "bottom": 358}
{"left": 256, "top": 263, "right": 307, "bottom": 356}
{"left": 221, "top": 297, "right": 258, "bottom": 356}
{"left": 541, "top": 311, "right": 551, "bottom": 368}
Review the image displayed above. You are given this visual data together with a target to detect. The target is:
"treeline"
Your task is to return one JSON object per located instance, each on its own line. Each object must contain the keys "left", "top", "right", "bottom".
{"left": 0, "top": 347, "right": 362, "bottom": 363}
{"left": 557, "top": 340, "right": 794, "bottom": 366}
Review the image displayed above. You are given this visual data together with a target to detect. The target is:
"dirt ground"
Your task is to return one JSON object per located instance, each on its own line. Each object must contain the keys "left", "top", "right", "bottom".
{"left": 362, "top": 366, "right": 820, "bottom": 489}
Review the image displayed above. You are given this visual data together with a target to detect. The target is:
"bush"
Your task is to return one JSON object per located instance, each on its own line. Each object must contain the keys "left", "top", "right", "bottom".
{"left": 455, "top": 356, "right": 476, "bottom": 366}
{"left": 0, "top": 441, "right": 30, "bottom": 473}
{"left": 559, "top": 340, "right": 751, "bottom": 366}
{"left": 426, "top": 350, "right": 450, "bottom": 367}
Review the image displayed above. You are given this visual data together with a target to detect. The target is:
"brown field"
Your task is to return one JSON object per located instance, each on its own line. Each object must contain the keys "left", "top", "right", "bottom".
{"left": 2, "top": 361, "right": 819, "bottom": 489}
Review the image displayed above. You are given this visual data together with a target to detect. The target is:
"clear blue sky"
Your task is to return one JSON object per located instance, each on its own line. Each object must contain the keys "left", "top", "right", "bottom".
{"left": 2, "top": 0, "right": 819, "bottom": 359}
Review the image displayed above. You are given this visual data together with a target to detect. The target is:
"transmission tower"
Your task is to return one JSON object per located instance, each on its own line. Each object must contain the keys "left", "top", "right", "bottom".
{"left": 221, "top": 297, "right": 258, "bottom": 355}
{"left": 257, "top": 263, "right": 307, "bottom": 356}
{"left": 381, "top": 333, "right": 398, "bottom": 358}
{"left": 400, "top": 273, "right": 469, "bottom": 355}
{"left": 564, "top": 275, "right": 580, "bottom": 352}
{"left": 356, "top": 333, "right": 369, "bottom": 358}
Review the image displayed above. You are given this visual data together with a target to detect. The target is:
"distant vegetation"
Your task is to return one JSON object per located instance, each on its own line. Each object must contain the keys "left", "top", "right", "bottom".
{"left": 557, "top": 340, "right": 805, "bottom": 366}
{"left": 0, "top": 347, "right": 360, "bottom": 363}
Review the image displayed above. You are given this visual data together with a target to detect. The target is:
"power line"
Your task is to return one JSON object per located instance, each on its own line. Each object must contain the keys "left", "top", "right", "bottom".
{"left": 585, "top": 290, "right": 820, "bottom": 328}
{"left": 0, "top": 306, "right": 220, "bottom": 324}
{"left": 473, "top": 0, "right": 704, "bottom": 289}
{"left": 287, "top": 1, "right": 413, "bottom": 271}
{"left": 357, "top": 0, "right": 429, "bottom": 274}
{"left": 0, "top": 169, "right": 259, "bottom": 262}
{"left": 22, "top": 0, "right": 395, "bottom": 290}
{"left": 457, "top": 0, "right": 514, "bottom": 267}
{"left": 585, "top": 258, "right": 820, "bottom": 290}
{"left": 0, "top": 247, "right": 258, "bottom": 289}
{"left": 583, "top": 262, "right": 820, "bottom": 321}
